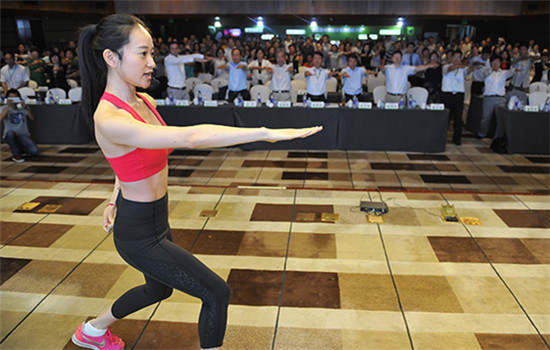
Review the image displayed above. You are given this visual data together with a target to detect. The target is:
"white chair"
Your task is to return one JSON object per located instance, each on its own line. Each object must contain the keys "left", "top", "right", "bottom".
{"left": 290, "top": 89, "right": 299, "bottom": 104}
{"left": 185, "top": 77, "right": 202, "bottom": 91}
{"left": 210, "top": 78, "right": 228, "bottom": 93}
{"left": 264, "top": 81, "right": 272, "bottom": 89}
{"left": 198, "top": 73, "right": 213, "bottom": 84}
{"left": 367, "top": 73, "right": 385, "bottom": 93}
{"left": 47, "top": 88, "right": 67, "bottom": 100}
{"left": 407, "top": 86, "right": 429, "bottom": 106}
{"left": 250, "top": 85, "right": 271, "bottom": 103}
{"left": 293, "top": 73, "right": 307, "bottom": 81}
{"left": 529, "top": 82, "right": 547, "bottom": 93}
{"left": 68, "top": 87, "right": 82, "bottom": 102}
{"left": 193, "top": 84, "right": 214, "bottom": 101}
{"left": 18, "top": 87, "right": 36, "bottom": 99}
{"left": 67, "top": 79, "right": 78, "bottom": 89}
{"left": 548, "top": 83, "right": 550, "bottom": 93}
{"left": 372, "top": 85, "right": 386, "bottom": 103}
{"left": 291, "top": 79, "right": 307, "bottom": 92}
{"left": 528, "top": 91, "right": 549, "bottom": 106}
{"left": 298, "top": 66, "right": 309, "bottom": 74}
{"left": 406, "top": 81, "right": 411, "bottom": 91}
{"left": 28, "top": 80, "right": 38, "bottom": 89}
{"left": 326, "top": 77, "right": 337, "bottom": 93}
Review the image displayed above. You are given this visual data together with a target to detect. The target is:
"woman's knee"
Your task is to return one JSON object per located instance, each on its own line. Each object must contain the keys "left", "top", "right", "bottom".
{"left": 214, "top": 280, "right": 231, "bottom": 306}
{"left": 147, "top": 285, "right": 173, "bottom": 302}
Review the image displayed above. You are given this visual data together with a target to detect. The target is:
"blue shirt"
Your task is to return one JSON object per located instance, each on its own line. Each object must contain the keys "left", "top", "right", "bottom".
{"left": 228, "top": 61, "right": 248, "bottom": 91}
{"left": 342, "top": 66, "right": 366, "bottom": 95}
{"left": 402, "top": 53, "right": 421, "bottom": 66}
{"left": 2, "top": 106, "right": 30, "bottom": 138}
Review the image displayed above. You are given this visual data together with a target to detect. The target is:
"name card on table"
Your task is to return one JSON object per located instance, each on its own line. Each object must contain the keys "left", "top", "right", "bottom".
{"left": 59, "top": 99, "right": 72, "bottom": 105}
{"left": 37, "top": 86, "right": 48, "bottom": 92}
{"left": 429, "top": 103, "right": 445, "bottom": 110}
{"left": 524, "top": 105, "right": 540, "bottom": 112}
{"left": 310, "top": 101, "right": 325, "bottom": 108}
{"left": 155, "top": 99, "right": 166, "bottom": 106}
{"left": 175, "top": 99, "right": 190, "bottom": 106}
{"left": 277, "top": 101, "right": 292, "bottom": 108}
{"left": 297, "top": 90, "right": 307, "bottom": 96}
{"left": 358, "top": 102, "right": 372, "bottom": 109}
{"left": 204, "top": 100, "right": 218, "bottom": 107}
{"left": 243, "top": 101, "right": 258, "bottom": 108}
{"left": 25, "top": 99, "right": 37, "bottom": 105}
{"left": 384, "top": 102, "right": 399, "bottom": 110}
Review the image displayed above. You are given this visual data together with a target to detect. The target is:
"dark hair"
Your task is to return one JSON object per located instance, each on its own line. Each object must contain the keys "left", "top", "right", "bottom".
{"left": 78, "top": 14, "right": 149, "bottom": 126}
{"left": 347, "top": 53, "right": 359, "bottom": 62}
{"left": 429, "top": 51, "right": 439, "bottom": 59}
{"left": 392, "top": 50, "right": 403, "bottom": 57}
{"left": 6, "top": 89, "right": 20, "bottom": 97}
{"left": 313, "top": 51, "right": 324, "bottom": 59}
{"left": 481, "top": 46, "right": 492, "bottom": 55}
{"left": 231, "top": 47, "right": 242, "bottom": 55}
{"left": 489, "top": 54, "right": 501, "bottom": 63}
{"left": 50, "top": 52, "right": 61, "bottom": 62}
{"left": 407, "top": 42, "right": 415, "bottom": 47}
{"left": 452, "top": 49, "right": 462, "bottom": 57}
{"left": 256, "top": 48, "right": 265, "bottom": 58}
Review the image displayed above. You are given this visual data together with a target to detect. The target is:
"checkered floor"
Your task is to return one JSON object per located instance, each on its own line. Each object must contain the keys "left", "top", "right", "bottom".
{"left": 1, "top": 139, "right": 549, "bottom": 349}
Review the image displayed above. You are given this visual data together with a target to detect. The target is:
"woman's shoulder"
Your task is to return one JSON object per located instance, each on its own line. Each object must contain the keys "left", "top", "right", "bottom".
{"left": 138, "top": 92, "right": 157, "bottom": 109}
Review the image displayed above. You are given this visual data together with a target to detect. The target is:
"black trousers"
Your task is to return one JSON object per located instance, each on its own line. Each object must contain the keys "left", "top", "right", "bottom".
{"left": 471, "top": 81, "right": 484, "bottom": 96}
{"left": 441, "top": 92, "right": 464, "bottom": 142}
{"left": 111, "top": 192, "right": 230, "bottom": 349}
{"left": 306, "top": 93, "right": 327, "bottom": 102}
{"left": 344, "top": 93, "right": 370, "bottom": 103}
{"left": 227, "top": 89, "right": 251, "bottom": 104}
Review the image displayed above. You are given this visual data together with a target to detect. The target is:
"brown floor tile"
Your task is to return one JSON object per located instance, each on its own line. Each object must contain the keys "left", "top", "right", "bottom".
{"left": 475, "top": 333, "right": 550, "bottom": 350}
{"left": 53, "top": 263, "right": 127, "bottom": 298}
{"left": 0, "top": 260, "right": 78, "bottom": 293}
{"left": 288, "top": 232, "right": 337, "bottom": 259}
{"left": 0, "top": 221, "right": 34, "bottom": 244}
{"left": 8, "top": 223, "right": 73, "bottom": 247}
{"left": 0, "top": 257, "right": 32, "bottom": 285}
{"left": 282, "top": 171, "right": 329, "bottom": 180}
{"left": 191, "top": 230, "right": 245, "bottom": 255}
{"left": 250, "top": 203, "right": 333, "bottom": 222}
{"left": 339, "top": 273, "right": 400, "bottom": 311}
{"left": 394, "top": 275, "right": 463, "bottom": 313}
{"left": 493, "top": 209, "right": 549, "bottom": 228}
{"left": 227, "top": 269, "right": 283, "bottom": 306}
{"left": 475, "top": 237, "right": 541, "bottom": 264}
{"left": 275, "top": 327, "right": 343, "bottom": 350}
{"left": 170, "top": 229, "right": 200, "bottom": 251}
{"left": 282, "top": 271, "right": 340, "bottom": 308}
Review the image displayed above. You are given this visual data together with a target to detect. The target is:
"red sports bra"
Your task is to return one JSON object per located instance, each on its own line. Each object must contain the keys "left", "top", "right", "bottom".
{"left": 100, "top": 92, "right": 173, "bottom": 182}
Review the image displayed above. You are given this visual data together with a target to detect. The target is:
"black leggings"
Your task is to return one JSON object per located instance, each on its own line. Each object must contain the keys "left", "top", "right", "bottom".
{"left": 111, "top": 192, "right": 230, "bottom": 349}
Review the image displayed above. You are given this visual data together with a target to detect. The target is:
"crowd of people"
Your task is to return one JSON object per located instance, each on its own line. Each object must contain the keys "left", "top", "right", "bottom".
{"left": 1, "top": 31, "right": 548, "bottom": 156}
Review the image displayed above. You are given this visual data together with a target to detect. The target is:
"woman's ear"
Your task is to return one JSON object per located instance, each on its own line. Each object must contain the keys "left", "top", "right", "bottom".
{"left": 103, "top": 49, "right": 120, "bottom": 68}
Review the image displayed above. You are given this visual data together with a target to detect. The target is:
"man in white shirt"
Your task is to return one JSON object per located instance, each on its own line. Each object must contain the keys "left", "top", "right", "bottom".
{"left": 248, "top": 49, "right": 271, "bottom": 86}
{"left": 218, "top": 48, "right": 250, "bottom": 103}
{"left": 341, "top": 53, "right": 375, "bottom": 102}
{"left": 266, "top": 49, "right": 292, "bottom": 102}
{"left": 470, "top": 46, "right": 491, "bottom": 95}
{"left": 379, "top": 51, "right": 437, "bottom": 103}
{"left": 478, "top": 55, "right": 516, "bottom": 138}
{"left": 164, "top": 42, "right": 206, "bottom": 100}
{"left": 1, "top": 53, "right": 29, "bottom": 94}
{"left": 304, "top": 51, "right": 338, "bottom": 102}
{"left": 510, "top": 44, "right": 538, "bottom": 92}
{"left": 441, "top": 50, "right": 480, "bottom": 145}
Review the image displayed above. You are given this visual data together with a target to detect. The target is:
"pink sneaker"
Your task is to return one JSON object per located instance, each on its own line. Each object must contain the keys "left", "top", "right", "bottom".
{"left": 71, "top": 322, "right": 125, "bottom": 350}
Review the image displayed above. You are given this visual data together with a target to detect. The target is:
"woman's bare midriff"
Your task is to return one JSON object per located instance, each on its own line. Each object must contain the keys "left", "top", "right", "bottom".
{"left": 118, "top": 166, "right": 168, "bottom": 202}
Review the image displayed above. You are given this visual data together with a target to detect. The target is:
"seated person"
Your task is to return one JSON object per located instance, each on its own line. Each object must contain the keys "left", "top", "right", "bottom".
{"left": 218, "top": 48, "right": 250, "bottom": 103}
{"left": 304, "top": 51, "right": 338, "bottom": 102}
{"left": 341, "top": 53, "right": 375, "bottom": 102}
{"left": 45, "top": 53, "right": 70, "bottom": 92}
{"left": 0, "top": 89, "right": 39, "bottom": 162}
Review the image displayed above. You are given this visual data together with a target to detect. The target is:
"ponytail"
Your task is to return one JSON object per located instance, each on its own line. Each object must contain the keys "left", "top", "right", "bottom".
{"left": 77, "top": 14, "right": 149, "bottom": 128}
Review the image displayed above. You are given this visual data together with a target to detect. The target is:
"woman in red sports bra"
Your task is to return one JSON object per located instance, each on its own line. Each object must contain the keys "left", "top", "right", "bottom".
{"left": 71, "top": 15, "right": 321, "bottom": 350}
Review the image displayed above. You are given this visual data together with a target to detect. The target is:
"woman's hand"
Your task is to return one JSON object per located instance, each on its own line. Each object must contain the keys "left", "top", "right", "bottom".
{"left": 264, "top": 126, "right": 323, "bottom": 143}
{"left": 103, "top": 205, "right": 117, "bottom": 233}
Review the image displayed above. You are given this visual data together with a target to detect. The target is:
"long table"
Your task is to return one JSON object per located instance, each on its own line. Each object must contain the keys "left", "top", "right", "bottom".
{"left": 6, "top": 104, "right": 450, "bottom": 153}
{"left": 495, "top": 106, "right": 550, "bottom": 154}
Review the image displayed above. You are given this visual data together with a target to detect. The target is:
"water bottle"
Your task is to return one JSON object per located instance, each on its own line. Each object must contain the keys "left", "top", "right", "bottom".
{"left": 408, "top": 95, "right": 413, "bottom": 109}
{"left": 269, "top": 93, "right": 275, "bottom": 104}
{"left": 352, "top": 95, "right": 358, "bottom": 109}
{"left": 517, "top": 99, "right": 524, "bottom": 111}
{"left": 55, "top": 95, "right": 60, "bottom": 104}
{"left": 513, "top": 99, "right": 519, "bottom": 111}
{"left": 544, "top": 98, "right": 550, "bottom": 112}
{"left": 237, "top": 93, "right": 243, "bottom": 107}
{"left": 198, "top": 91, "right": 203, "bottom": 106}
{"left": 412, "top": 99, "right": 417, "bottom": 109}
{"left": 307, "top": 97, "right": 312, "bottom": 108}
{"left": 303, "top": 94, "right": 307, "bottom": 107}
{"left": 0, "top": 94, "right": 4, "bottom": 105}
{"left": 257, "top": 92, "right": 262, "bottom": 107}
{"left": 168, "top": 94, "right": 174, "bottom": 106}
{"left": 399, "top": 97, "right": 404, "bottom": 109}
